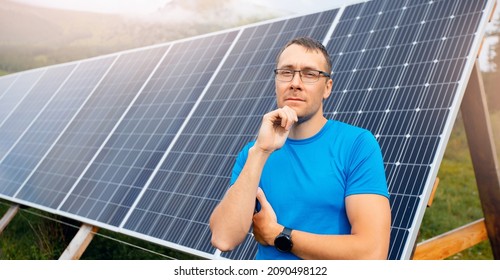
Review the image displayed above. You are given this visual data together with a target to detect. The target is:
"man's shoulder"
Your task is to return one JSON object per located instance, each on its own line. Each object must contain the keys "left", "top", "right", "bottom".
{"left": 327, "top": 119, "right": 373, "bottom": 138}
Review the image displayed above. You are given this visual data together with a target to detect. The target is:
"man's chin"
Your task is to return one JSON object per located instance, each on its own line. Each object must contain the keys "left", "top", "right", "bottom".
{"left": 281, "top": 102, "right": 301, "bottom": 112}
{"left": 296, "top": 114, "right": 311, "bottom": 124}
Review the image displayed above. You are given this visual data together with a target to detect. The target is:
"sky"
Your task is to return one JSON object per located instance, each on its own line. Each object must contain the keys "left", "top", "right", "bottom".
{"left": 13, "top": 0, "right": 171, "bottom": 15}
{"left": 12, "top": 0, "right": 353, "bottom": 15}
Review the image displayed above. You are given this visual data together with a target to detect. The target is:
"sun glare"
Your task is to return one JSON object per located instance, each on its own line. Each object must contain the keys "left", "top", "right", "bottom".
{"left": 13, "top": 0, "right": 171, "bottom": 15}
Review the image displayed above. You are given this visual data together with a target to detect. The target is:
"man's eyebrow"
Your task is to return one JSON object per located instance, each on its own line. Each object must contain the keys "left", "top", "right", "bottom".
{"left": 277, "top": 64, "right": 318, "bottom": 70}
{"left": 277, "top": 64, "right": 294, "bottom": 69}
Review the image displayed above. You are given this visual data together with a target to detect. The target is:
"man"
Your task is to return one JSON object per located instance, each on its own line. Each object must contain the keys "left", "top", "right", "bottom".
{"left": 209, "top": 37, "right": 391, "bottom": 260}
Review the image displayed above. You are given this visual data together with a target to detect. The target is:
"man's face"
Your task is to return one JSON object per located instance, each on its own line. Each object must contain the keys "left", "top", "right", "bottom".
{"left": 275, "top": 44, "right": 332, "bottom": 122}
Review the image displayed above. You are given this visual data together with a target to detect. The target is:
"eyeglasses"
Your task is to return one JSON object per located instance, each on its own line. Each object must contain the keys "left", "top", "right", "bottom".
{"left": 274, "top": 69, "right": 331, "bottom": 83}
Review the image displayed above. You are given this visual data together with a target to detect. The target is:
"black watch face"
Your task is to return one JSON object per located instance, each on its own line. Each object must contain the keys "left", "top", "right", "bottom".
{"left": 275, "top": 235, "right": 292, "bottom": 252}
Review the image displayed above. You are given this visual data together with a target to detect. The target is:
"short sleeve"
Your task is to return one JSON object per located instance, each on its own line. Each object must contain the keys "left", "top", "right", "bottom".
{"left": 345, "top": 131, "right": 389, "bottom": 198}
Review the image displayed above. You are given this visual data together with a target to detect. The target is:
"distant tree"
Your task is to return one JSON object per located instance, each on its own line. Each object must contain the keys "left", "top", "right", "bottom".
{"left": 482, "top": 16, "right": 500, "bottom": 112}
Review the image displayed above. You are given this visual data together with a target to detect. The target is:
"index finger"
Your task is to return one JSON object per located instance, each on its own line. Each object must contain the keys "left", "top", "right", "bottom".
{"left": 281, "top": 106, "right": 298, "bottom": 130}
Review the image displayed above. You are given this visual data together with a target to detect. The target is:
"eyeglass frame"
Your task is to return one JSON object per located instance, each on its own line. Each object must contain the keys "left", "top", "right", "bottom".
{"left": 273, "top": 68, "right": 331, "bottom": 83}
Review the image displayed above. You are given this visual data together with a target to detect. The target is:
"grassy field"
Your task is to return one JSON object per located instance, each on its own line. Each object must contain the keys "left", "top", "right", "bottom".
{"left": 0, "top": 203, "right": 196, "bottom": 260}
{"left": 416, "top": 110, "right": 500, "bottom": 260}
{"left": 1, "top": 111, "right": 499, "bottom": 260}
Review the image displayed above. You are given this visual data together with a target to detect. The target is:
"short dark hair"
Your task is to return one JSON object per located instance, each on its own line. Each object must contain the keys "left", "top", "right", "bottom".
{"left": 275, "top": 37, "right": 332, "bottom": 74}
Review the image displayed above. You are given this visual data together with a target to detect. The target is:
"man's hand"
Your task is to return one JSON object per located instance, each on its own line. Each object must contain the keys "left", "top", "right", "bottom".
{"left": 252, "top": 188, "right": 282, "bottom": 246}
{"left": 254, "top": 106, "right": 298, "bottom": 154}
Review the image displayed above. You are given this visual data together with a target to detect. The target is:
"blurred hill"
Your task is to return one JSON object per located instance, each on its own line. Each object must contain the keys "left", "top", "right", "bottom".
{"left": 0, "top": 0, "right": 279, "bottom": 73}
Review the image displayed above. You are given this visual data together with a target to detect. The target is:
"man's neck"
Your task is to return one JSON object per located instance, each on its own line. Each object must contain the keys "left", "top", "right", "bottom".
{"left": 288, "top": 115, "right": 327, "bottom": 140}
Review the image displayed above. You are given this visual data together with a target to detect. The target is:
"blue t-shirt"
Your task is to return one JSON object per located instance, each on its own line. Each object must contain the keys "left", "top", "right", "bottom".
{"left": 230, "top": 120, "right": 389, "bottom": 260}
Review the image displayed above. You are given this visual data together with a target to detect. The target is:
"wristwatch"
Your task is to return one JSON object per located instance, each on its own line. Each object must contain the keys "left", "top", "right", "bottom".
{"left": 274, "top": 227, "right": 293, "bottom": 252}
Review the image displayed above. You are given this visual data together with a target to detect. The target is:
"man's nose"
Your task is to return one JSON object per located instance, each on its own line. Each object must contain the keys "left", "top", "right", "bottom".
{"left": 290, "top": 71, "right": 303, "bottom": 87}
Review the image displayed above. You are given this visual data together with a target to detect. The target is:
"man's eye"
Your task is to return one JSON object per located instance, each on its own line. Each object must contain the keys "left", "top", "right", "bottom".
{"left": 303, "top": 71, "right": 318, "bottom": 78}
{"left": 280, "top": 70, "right": 293, "bottom": 76}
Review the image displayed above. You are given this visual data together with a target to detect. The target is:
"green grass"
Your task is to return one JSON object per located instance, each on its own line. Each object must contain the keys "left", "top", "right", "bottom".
{"left": 0, "top": 205, "right": 67, "bottom": 259}
{"left": 416, "top": 111, "right": 500, "bottom": 260}
{"left": 0, "top": 204, "right": 197, "bottom": 260}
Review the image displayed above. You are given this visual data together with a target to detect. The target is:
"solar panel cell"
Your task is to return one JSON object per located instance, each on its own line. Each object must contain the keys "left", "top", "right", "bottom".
{"left": 0, "top": 70, "right": 44, "bottom": 124}
{"left": 0, "top": 75, "right": 18, "bottom": 101}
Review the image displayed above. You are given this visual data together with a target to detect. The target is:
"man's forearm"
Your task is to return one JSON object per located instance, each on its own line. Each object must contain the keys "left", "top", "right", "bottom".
{"left": 288, "top": 230, "right": 388, "bottom": 260}
{"left": 209, "top": 146, "right": 270, "bottom": 251}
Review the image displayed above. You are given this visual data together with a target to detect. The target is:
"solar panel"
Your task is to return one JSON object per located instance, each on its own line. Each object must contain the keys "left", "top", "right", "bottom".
{"left": 323, "top": 0, "right": 492, "bottom": 259}
{"left": 0, "top": 64, "right": 76, "bottom": 159}
{"left": 59, "top": 31, "right": 238, "bottom": 229}
{"left": 0, "top": 0, "right": 495, "bottom": 260}
{"left": 0, "top": 74, "right": 18, "bottom": 101}
{"left": 14, "top": 47, "right": 167, "bottom": 208}
{"left": 0, "top": 69, "right": 45, "bottom": 134}
{"left": 0, "top": 56, "right": 115, "bottom": 198}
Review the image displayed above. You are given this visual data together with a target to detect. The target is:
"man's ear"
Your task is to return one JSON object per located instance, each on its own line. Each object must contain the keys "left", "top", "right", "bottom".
{"left": 323, "top": 78, "right": 333, "bottom": 99}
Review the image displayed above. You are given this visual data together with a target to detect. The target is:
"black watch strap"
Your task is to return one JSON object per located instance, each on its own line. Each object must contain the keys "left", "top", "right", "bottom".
{"left": 282, "top": 227, "right": 292, "bottom": 237}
